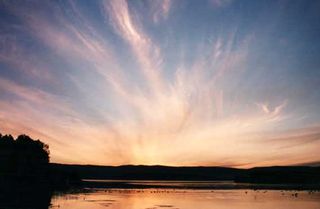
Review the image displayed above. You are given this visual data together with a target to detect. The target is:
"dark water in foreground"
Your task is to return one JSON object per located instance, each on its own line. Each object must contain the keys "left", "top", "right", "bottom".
{"left": 1, "top": 181, "right": 320, "bottom": 209}
{"left": 51, "top": 189, "right": 320, "bottom": 209}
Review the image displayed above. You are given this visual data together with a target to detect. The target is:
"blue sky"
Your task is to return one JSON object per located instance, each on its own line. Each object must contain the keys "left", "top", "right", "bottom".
{"left": 0, "top": 0, "right": 320, "bottom": 167}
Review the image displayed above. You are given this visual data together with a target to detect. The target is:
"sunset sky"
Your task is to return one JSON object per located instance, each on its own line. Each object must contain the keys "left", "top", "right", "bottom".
{"left": 0, "top": 0, "right": 320, "bottom": 168}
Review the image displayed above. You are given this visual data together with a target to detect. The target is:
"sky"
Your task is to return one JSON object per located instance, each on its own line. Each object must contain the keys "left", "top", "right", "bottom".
{"left": 0, "top": 0, "right": 320, "bottom": 168}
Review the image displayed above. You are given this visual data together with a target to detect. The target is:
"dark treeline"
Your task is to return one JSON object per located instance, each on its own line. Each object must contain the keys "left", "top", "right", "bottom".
{"left": 52, "top": 164, "right": 240, "bottom": 180}
{"left": 0, "top": 133, "right": 81, "bottom": 188}
{"left": 0, "top": 133, "right": 81, "bottom": 209}
{"left": 53, "top": 164, "right": 320, "bottom": 187}
{"left": 0, "top": 134, "right": 49, "bottom": 177}
{"left": 236, "top": 166, "right": 320, "bottom": 184}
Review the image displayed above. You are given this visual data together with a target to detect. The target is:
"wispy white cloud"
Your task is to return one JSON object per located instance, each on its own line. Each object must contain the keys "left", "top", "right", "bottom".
{"left": 151, "top": 0, "right": 172, "bottom": 24}
{"left": 103, "top": 0, "right": 165, "bottom": 94}
{"left": 256, "top": 100, "right": 288, "bottom": 122}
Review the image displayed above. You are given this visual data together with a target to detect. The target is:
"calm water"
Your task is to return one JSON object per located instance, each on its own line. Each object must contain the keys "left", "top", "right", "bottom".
{"left": 50, "top": 189, "right": 320, "bottom": 209}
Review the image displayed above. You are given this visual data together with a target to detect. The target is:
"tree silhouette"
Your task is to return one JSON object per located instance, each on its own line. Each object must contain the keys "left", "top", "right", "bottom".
{"left": 0, "top": 132, "right": 81, "bottom": 190}
{"left": 0, "top": 133, "right": 49, "bottom": 175}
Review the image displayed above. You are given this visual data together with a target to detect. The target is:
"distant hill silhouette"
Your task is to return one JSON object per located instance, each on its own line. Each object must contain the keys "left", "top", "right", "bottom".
{"left": 236, "top": 166, "right": 320, "bottom": 184}
{"left": 52, "top": 163, "right": 320, "bottom": 189}
{"left": 51, "top": 164, "right": 241, "bottom": 180}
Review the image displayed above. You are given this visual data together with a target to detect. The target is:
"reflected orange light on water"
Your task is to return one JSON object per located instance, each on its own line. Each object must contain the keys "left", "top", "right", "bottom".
{"left": 51, "top": 189, "right": 320, "bottom": 209}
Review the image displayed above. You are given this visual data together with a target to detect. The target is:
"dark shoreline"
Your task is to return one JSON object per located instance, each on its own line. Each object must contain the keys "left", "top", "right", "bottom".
{"left": 82, "top": 180, "right": 320, "bottom": 191}
{"left": 52, "top": 164, "right": 320, "bottom": 187}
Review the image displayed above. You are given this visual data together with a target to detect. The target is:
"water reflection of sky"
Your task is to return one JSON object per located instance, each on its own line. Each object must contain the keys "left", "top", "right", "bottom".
{"left": 50, "top": 189, "right": 320, "bottom": 209}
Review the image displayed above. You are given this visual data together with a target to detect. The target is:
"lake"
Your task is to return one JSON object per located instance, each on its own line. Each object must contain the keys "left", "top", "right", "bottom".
{"left": 50, "top": 188, "right": 320, "bottom": 209}
{"left": 1, "top": 181, "right": 319, "bottom": 208}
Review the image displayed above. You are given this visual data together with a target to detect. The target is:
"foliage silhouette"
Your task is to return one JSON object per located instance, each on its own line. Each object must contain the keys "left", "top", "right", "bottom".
{"left": 0, "top": 132, "right": 81, "bottom": 189}
{"left": 0, "top": 133, "right": 49, "bottom": 174}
